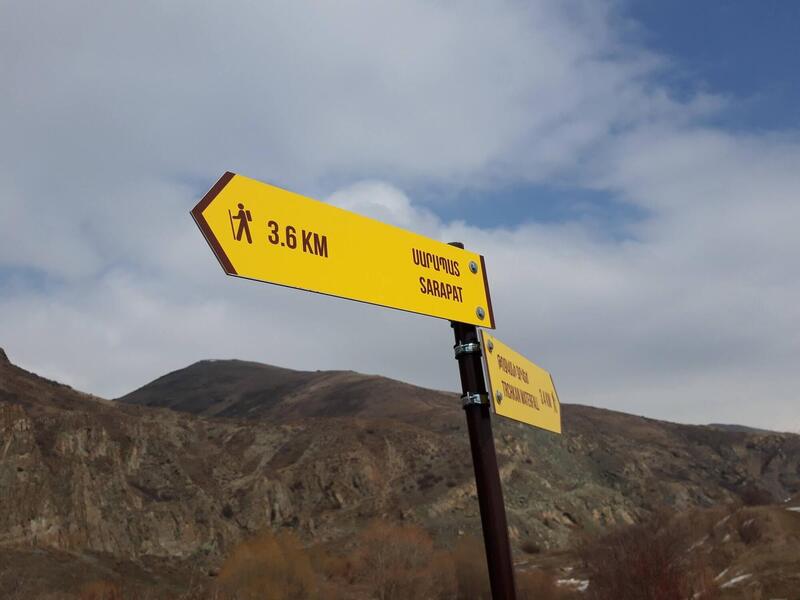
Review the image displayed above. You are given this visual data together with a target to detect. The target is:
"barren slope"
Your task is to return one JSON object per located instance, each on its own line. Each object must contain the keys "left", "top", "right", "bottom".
{"left": 118, "top": 359, "right": 457, "bottom": 424}
{"left": 2, "top": 348, "right": 799, "bottom": 597}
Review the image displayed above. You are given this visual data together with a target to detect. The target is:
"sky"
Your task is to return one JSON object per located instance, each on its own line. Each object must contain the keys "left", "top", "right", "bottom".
{"left": 1, "top": 1, "right": 798, "bottom": 431}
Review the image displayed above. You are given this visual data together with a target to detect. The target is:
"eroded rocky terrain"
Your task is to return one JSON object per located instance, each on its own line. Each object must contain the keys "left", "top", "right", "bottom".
{"left": 1, "top": 347, "right": 799, "bottom": 597}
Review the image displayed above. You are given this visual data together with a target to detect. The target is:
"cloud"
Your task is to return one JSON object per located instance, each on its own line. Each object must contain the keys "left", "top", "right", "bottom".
{"left": 328, "top": 181, "right": 444, "bottom": 239}
{"left": 1, "top": 1, "right": 798, "bottom": 431}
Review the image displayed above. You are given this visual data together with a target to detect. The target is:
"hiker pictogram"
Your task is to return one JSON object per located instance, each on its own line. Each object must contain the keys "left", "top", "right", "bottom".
{"left": 229, "top": 203, "right": 253, "bottom": 243}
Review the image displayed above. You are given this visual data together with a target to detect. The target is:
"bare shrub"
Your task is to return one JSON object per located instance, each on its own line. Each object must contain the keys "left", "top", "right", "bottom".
{"left": 176, "top": 584, "right": 226, "bottom": 600}
{"left": 579, "top": 513, "right": 717, "bottom": 600}
{"left": 429, "top": 548, "right": 458, "bottom": 600}
{"left": 307, "top": 542, "right": 356, "bottom": 588}
{"left": 451, "top": 535, "right": 490, "bottom": 600}
{"left": 79, "top": 580, "right": 125, "bottom": 600}
{"left": 317, "top": 551, "right": 355, "bottom": 585}
{"left": 217, "top": 529, "right": 318, "bottom": 600}
{"left": 352, "top": 520, "right": 454, "bottom": 600}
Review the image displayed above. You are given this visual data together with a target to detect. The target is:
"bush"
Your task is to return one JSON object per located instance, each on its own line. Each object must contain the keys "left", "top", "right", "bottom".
{"left": 352, "top": 520, "right": 454, "bottom": 600}
{"left": 314, "top": 547, "right": 355, "bottom": 585}
{"left": 579, "top": 513, "right": 718, "bottom": 600}
{"left": 217, "top": 530, "right": 318, "bottom": 600}
{"left": 452, "top": 535, "right": 491, "bottom": 600}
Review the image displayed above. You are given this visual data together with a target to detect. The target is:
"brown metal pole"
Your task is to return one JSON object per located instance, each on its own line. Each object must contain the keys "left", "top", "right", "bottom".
{"left": 450, "top": 242, "right": 517, "bottom": 600}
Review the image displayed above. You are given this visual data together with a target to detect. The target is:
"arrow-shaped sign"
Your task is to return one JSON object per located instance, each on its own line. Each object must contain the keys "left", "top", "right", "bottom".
{"left": 191, "top": 172, "right": 495, "bottom": 328}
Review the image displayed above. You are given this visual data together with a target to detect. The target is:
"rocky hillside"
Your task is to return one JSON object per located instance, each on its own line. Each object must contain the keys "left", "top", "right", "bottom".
{"left": 118, "top": 358, "right": 458, "bottom": 424}
{"left": 2, "top": 348, "right": 799, "bottom": 597}
{"left": 120, "top": 358, "right": 800, "bottom": 528}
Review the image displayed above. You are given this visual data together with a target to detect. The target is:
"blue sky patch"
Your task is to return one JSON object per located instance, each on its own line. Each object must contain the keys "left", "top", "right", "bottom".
{"left": 419, "top": 183, "right": 647, "bottom": 239}
{"left": 624, "top": 1, "right": 800, "bottom": 131}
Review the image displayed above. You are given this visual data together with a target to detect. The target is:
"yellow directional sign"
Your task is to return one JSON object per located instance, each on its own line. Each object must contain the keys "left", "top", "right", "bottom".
{"left": 191, "top": 172, "right": 495, "bottom": 328}
{"left": 480, "top": 331, "right": 561, "bottom": 434}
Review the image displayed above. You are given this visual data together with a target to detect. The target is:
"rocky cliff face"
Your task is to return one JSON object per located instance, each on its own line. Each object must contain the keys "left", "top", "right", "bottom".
{"left": 118, "top": 358, "right": 800, "bottom": 544}
{"left": 1, "top": 351, "right": 799, "bottom": 593}
{"left": 1, "top": 365, "right": 276, "bottom": 561}
{"left": 1, "top": 354, "right": 474, "bottom": 565}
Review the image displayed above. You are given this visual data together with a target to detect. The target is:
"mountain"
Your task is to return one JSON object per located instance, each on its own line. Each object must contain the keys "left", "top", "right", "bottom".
{"left": 708, "top": 423, "right": 784, "bottom": 435}
{"left": 119, "top": 359, "right": 800, "bottom": 515}
{"left": 117, "top": 359, "right": 457, "bottom": 424}
{"left": 2, "top": 348, "right": 799, "bottom": 597}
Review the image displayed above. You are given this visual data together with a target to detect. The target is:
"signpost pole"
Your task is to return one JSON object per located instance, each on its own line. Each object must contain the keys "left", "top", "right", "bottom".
{"left": 450, "top": 243, "right": 517, "bottom": 600}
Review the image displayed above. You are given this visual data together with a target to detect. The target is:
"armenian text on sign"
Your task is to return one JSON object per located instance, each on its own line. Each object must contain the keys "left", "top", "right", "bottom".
{"left": 480, "top": 331, "right": 561, "bottom": 434}
{"left": 191, "top": 172, "right": 495, "bottom": 327}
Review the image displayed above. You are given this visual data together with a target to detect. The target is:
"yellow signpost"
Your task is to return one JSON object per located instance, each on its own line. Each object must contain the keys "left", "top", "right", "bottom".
{"left": 191, "top": 172, "right": 495, "bottom": 328}
{"left": 191, "top": 170, "right": 562, "bottom": 599}
{"left": 480, "top": 331, "right": 562, "bottom": 434}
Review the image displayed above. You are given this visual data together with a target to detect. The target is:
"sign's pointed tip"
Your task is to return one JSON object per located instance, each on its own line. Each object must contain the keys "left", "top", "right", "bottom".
{"left": 190, "top": 172, "right": 238, "bottom": 276}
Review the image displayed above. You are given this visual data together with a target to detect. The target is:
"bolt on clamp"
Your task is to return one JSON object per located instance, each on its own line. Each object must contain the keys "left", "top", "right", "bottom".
{"left": 453, "top": 342, "right": 482, "bottom": 359}
{"left": 461, "top": 393, "right": 489, "bottom": 408}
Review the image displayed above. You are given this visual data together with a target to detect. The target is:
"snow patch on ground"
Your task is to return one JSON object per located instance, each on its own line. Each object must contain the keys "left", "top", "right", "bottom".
{"left": 786, "top": 506, "right": 800, "bottom": 512}
{"left": 715, "top": 515, "right": 731, "bottom": 528}
{"left": 688, "top": 535, "right": 708, "bottom": 551}
{"left": 557, "top": 578, "right": 589, "bottom": 592}
{"left": 720, "top": 574, "right": 752, "bottom": 589}
{"left": 714, "top": 567, "right": 730, "bottom": 581}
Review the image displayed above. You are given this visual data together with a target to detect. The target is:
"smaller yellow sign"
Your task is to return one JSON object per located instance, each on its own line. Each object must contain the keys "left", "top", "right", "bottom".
{"left": 480, "top": 331, "right": 561, "bottom": 434}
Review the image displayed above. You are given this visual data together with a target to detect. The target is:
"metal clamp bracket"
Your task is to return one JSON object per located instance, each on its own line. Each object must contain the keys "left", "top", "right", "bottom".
{"left": 461, "top": 393, "right": 489, "bottom": 408}
{"left": 454, "top": 342, "right": 482, "bottom": 359}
